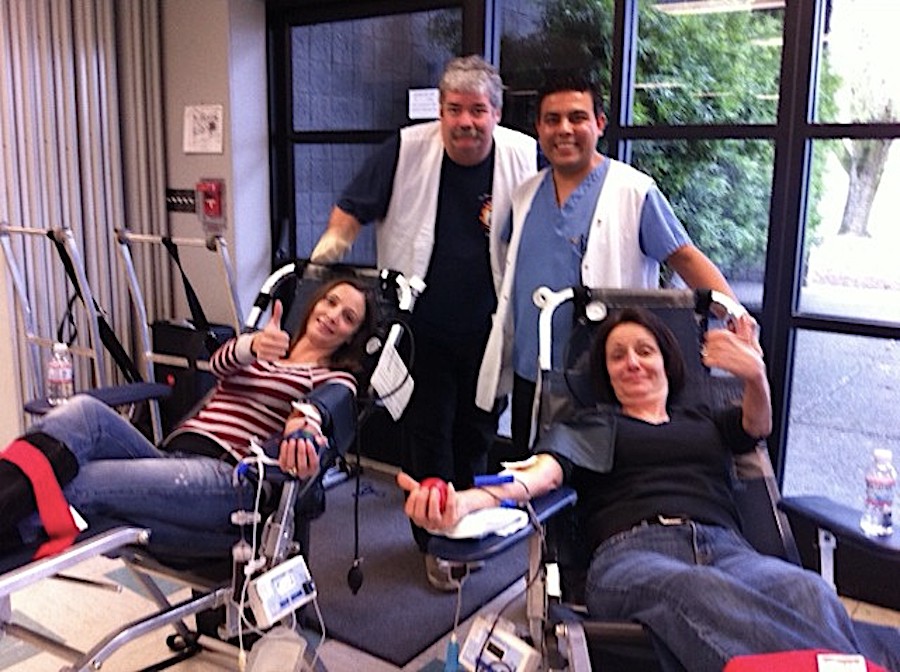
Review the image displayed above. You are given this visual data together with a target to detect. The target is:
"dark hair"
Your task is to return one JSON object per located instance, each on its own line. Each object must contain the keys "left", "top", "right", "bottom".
{"left": 589, "top": 307, "right": 686, "bottom": 404}
{"left": 294, "top": 277, "right": 377, "bottom": 376}
{"left": 536, "top": 72, "right": 605, "bottom": 118}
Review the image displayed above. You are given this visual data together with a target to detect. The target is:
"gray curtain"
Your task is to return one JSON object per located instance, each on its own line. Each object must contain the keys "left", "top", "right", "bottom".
{"left": 0, "top": 0, "right": 169, "bottom": 423}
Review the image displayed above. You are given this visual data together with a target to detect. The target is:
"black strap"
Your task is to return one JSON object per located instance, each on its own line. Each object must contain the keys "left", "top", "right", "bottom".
{"left": 160, "top": 237, "right": 221, "bottom": 355}
{"left": 57, "top": 293, "right": 79, "bottom": 346}
{"left": 46, "top": 232, "right": 144, "bottom": 384}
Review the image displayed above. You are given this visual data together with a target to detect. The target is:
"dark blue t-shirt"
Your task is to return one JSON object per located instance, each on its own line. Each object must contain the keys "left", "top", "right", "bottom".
{"left": 413, "top": 150, "right": 496, "bottom": 338}
{"left": 337, "top": 132, "right": 496, "bottom": 338}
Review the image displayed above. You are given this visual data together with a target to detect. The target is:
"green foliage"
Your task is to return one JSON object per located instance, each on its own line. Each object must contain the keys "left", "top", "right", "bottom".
{"left": 431, "top": 1, "right": 839, "bottom": 280}
{"left": 632, "top": 139, "right": 774, "bottom": 278}
{"left": 631, "top": 9, "right": 783, "bottom": 279}
{"left": 634, "top": 9, "right": 780, "bottom": 125}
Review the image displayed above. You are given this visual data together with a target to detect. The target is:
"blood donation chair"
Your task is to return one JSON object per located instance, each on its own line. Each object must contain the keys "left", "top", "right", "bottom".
{"left": 0, "top": 261, "right": 414, "bottom": 671}
{"left": 429, "top": 287, "right": 900, "bottom": 672}
{"left": 0, "top": 222, "right": 170, "bottom": 435}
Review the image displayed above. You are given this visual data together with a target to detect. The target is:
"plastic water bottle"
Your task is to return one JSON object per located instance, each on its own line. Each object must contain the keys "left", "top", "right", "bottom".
{"left": 46, "top": 342, "right": 74, "bottom": 405}
{"left": 860, "top": 448, "right": 896, "bottom": 537}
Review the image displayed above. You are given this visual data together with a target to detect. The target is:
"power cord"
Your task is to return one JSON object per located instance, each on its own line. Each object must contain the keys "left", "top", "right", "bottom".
{"left": 469, "top": 489, "right": 547, "bottom": 670}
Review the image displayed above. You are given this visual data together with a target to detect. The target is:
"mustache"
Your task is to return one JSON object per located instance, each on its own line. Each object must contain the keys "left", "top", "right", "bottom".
{"left": 451, "top": 128, "right": 481, "bottom": 140}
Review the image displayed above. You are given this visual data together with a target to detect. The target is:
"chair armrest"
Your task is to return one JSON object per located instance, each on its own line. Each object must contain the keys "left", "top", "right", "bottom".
{"left": 427, "top": 487, "right": 577, "bottom": 564}
{"left": 778, "top": 495, "right": 900, "bottom": 560}
{"left": 24, "top": 383, "right": 171, "bottom": 415}
{"left": 0, "top": 526, "right": 149, "bottom": 595}
{"left": 780, "top": 495, "right": 900, "bottom": 611}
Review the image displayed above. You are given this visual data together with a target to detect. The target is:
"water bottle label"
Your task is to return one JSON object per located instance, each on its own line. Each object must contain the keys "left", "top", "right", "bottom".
{"left": 48, "top": 367, "right": 73, "bottom": 382}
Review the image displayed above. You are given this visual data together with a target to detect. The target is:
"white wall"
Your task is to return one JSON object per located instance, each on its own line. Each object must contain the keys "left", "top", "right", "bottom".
{"left": 0, "top": 271, "right": 24, "bottom": 443}
{"left": 160, "top": 0, "right": 270, "bottom": 326}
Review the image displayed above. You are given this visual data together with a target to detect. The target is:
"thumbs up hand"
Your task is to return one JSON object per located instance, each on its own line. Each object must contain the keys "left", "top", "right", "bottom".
{"left": 251, "top": 300, "right": 290, "bottom": 362}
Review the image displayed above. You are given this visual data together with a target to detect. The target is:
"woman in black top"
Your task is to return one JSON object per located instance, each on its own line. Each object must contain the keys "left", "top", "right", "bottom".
{"left": 399, "top": 307, "right": 893, "bottom": 672}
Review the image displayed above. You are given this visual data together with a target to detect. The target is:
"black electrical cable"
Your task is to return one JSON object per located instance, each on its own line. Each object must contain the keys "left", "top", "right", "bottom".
{"left": 346, "top": 428, "right": 364, "bottom": 594}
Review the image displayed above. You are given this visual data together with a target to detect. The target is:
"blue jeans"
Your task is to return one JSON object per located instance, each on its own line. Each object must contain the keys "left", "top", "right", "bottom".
{"left": 19, "top": 395, "right": 257, "bottom": 557}
{"left": 585, "top": 521, "right": 864, "bottom": 672}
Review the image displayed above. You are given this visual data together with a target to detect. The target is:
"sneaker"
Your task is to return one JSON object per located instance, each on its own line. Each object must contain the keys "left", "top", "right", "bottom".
{"left": 424, "top": 553, "right": 463, "bottom": 592}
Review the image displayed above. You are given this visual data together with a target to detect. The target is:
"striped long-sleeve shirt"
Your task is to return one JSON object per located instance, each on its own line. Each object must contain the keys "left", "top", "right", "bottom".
{"left": 163, "top": 333, "right": 356, "bottom": 463}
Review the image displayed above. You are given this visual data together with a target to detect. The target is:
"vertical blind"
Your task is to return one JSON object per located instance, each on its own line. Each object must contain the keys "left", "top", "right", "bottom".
{"left": 0, "top": 0, "right": 169, "bottom": 422}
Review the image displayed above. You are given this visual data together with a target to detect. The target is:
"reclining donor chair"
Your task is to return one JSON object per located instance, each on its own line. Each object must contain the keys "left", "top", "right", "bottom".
{"left": 0, "top": 261, "right": 414, "bottom": 671}
{"left": 428, "top": 286, "right": 900, "bottom": 672}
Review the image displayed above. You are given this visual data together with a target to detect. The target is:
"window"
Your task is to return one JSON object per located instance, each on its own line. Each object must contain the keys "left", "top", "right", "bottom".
{"left": 779, "top": 0, "right": 900, "bottom": 505}
{"left": 783, "top": 331, "right": 900, "bottom": 506}
{"left": 634, "top": 0, "right": 782, "bottom": 126}
{"left": 631, "top": 138, "right": 773, "bottom": 302}
{"left": 270, "top": 6, "right": 462, "bottom": 265}
{"left": 269, "top": 0, "right": 900, "bottom": 501}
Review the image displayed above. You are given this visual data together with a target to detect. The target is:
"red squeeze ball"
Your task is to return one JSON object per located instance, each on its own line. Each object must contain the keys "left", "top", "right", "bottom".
{"left": 420, "top": 477, "right": 448, "bottom": 513}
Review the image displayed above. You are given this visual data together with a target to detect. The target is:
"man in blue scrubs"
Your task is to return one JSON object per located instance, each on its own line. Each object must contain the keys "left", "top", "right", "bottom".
{"left": 476, "top": 75, "right": 737, "bottom": 456}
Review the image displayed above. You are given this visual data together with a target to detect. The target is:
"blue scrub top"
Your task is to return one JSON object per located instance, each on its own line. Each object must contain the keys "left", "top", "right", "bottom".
{"left": 508, "top": 158, "right": 692, "bottom": 382}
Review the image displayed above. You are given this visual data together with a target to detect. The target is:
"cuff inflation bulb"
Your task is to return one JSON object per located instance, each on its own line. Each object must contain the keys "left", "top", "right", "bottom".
{"left": 347, "top": 558, "right": 364, "bottom": 595}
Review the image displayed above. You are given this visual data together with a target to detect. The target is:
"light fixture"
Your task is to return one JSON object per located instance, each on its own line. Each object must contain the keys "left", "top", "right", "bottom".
{"left": 653, "top": 0, "right": 785, "bottom": 16}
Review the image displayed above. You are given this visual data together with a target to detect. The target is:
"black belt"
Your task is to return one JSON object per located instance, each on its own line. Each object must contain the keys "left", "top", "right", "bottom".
{"left": 635, "top": 515, "right": 691, "bottom": 528}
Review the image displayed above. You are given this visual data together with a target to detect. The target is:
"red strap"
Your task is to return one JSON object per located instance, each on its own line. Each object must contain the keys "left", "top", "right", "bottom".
{"left": 725, "top": 650, "right": 888, "bottom": 672}
{"left": 2, "top": 440, "right": 79, "bottom": 558}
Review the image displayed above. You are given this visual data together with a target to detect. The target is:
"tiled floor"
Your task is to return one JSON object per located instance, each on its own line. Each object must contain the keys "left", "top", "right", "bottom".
{"left": 0, "top": 553, "right": 527, "bottom": 672}
{"left": 3, "top": 555, "right": 900, "bottom": 672}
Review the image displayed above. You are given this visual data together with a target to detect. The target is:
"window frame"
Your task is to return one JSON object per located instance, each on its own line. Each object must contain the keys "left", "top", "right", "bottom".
{"left": 266, "top": 0, "right": 900, "bottom": 481}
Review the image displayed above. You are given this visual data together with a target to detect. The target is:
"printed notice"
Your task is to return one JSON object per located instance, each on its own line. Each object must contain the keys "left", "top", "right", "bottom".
{"left": 183, "top": 104, "right": 224, "bottom": 154}
{"left": 408, "top": 88, "right": 439, "bottom": 120}
{"left": 370, "top": 333, "right": 414, "bottom": 420}
{"left": 816, "top": 654, "right": 868, "bottom": 672}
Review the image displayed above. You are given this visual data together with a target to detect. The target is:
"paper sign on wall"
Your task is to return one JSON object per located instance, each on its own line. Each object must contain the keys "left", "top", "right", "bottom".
{"left": 408, "top": 88, "right": 439, "bottom": 120}
{"left": 183, "top": 104, "right": 224, "bottom": 154}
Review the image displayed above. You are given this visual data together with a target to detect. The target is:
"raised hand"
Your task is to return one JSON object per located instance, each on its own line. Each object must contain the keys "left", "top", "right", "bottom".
{"left": 252, "top": 299, "right": 290, "bottom": 362}
{"left": 702, "top": 313, "right": 766, "bottom": 383}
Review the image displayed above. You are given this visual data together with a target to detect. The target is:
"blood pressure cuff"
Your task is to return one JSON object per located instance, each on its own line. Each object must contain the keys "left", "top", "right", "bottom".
{"left": 302, "top": 382, "right": 358, "bottom": 464}
{"left": 289, "top": 383, "right": 357, "bottom": 521}
{"left": 0, "top": 432, "right": 80, "bottom": 557}
{"left": 535, "top": 406, "right": 617, "bottom": 474}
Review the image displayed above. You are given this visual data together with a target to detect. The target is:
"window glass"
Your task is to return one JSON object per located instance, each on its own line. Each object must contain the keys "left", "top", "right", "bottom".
{"left": 782, "top": 330, "right": 900, "bottom": 509}
{"left": 630, "top": 139, "right": 774, "bottom": 309}
{"left": 291, "top": 10, "right": 461, "bottom": 132}
{"left": 294, "top": 144, "right": 377, "bottom": 265}
{"left": 499, "top": 0, "right": 614, "bottom": 135}
{"left": 814, "top": 0, "right": 900, "bottom": 124}
{"left": 799, "top": 140, "right": 900, "bottom": 325}
{"left": 634, "top": 0, "right": 784, "bottom": 126}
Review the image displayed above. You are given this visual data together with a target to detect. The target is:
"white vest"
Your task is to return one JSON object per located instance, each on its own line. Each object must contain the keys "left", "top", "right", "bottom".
{"left": 375, "top": 120, "right": 537, "bottom": 293}
{"left": 476, "top": 159, "right": 660, "bottom": 410}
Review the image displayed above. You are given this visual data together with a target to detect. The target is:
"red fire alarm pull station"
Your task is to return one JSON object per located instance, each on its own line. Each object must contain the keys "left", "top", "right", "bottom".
{"left": 196, "top": 178, "right": 226, "bottom": 236}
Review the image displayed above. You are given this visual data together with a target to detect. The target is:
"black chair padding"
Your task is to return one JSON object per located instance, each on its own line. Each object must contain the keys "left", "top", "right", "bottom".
{"left": 269, "top": 261, "right": 401, "bottom": 391}
{"left": 780, "top": 495, "right": 900, "bottom": 611}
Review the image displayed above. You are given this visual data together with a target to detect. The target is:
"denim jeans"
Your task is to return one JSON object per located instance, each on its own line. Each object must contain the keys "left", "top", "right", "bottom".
{"left": 19, "top": 395, "right": 257, "bottom": 557}
{"left": 585, "top": 521, "right": 864, "bottom": 672}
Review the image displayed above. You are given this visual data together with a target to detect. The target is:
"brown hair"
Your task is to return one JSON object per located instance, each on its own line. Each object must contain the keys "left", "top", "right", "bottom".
{"left": 589, "top": 306, "right": 686, "bottom": 404}
{"left": 294, "top": 277, "right": 377, "bottom": 375}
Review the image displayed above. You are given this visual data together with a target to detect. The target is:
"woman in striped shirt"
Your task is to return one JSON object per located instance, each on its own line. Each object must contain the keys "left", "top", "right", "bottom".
{"left": 3, "top": 278, "right": 375, "bottom": 556}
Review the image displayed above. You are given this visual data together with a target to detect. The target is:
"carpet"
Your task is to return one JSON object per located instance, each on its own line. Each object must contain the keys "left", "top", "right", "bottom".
{"left": 305, "top": 468, "right": 528, "bottom": 667}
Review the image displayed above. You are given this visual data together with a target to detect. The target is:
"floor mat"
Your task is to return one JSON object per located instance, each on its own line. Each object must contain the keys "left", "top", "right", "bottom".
{"left": 305, "top": 469, "right": 528, "bottom": 667}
